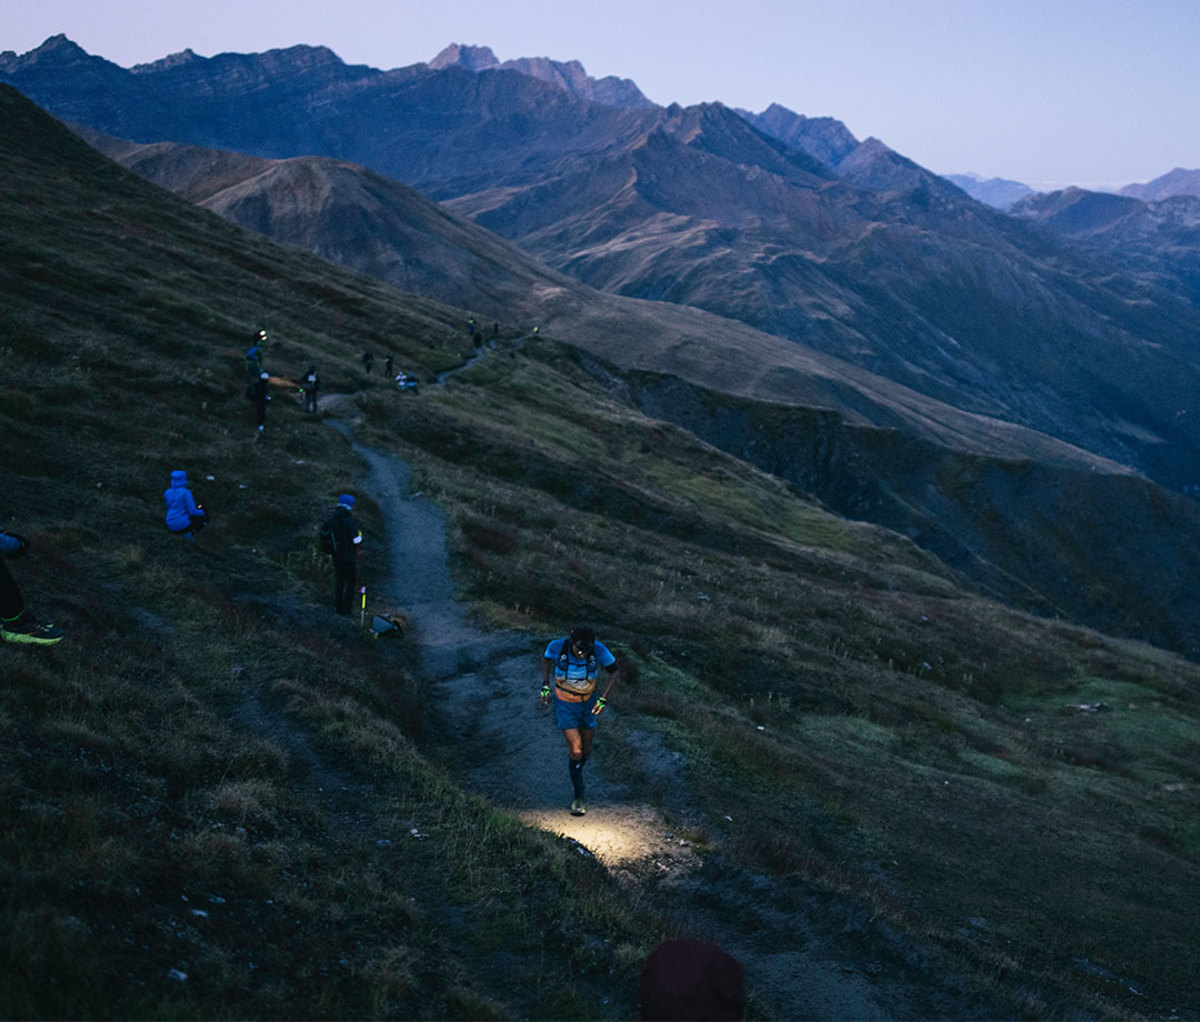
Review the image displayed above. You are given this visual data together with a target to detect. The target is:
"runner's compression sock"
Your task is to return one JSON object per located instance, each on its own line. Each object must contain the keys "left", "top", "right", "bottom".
{"left": 569, "top": 757, "right": 585, "bottom": 799}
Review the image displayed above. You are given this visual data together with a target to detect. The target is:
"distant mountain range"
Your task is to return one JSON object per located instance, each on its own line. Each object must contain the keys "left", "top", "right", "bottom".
{"left": 949, "top": 168, "right": 1200, "bottom": 210}
{"left": 8, "top": 36, "right": 1200, "bottom": 489}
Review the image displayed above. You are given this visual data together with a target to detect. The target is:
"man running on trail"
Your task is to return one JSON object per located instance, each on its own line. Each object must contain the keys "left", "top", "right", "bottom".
{"left": 540, "top": 626, "right": 620, "bottom": 816}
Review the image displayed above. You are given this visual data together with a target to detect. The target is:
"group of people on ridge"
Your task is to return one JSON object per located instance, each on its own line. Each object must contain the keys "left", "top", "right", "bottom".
{"left": 245, "top": 330, "right": 323, "bottom": 428}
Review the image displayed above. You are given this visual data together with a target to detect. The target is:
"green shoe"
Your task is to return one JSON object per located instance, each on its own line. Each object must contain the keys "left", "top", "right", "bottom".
{"left": 570, "top": 798, "right": 586, "bottom": 816}
{"left": 1, "top": 614, "right": 64, "bottom": 647}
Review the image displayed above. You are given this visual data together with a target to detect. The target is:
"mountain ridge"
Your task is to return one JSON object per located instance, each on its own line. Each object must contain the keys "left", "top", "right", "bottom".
{"left": 943, "top": 173, "right": 1036, "bottom": 210}
{"left": 1011, "top": 185, "right": 1200, "bottom": 307}
{"left": 1120, "top": 166, "right": 1200, "bottom": 202}
{"left": 427, "top": 42, "right": 656, "bottom": 108}
{"left": 73, "top": 120, "right": 1139, "bottom": 472}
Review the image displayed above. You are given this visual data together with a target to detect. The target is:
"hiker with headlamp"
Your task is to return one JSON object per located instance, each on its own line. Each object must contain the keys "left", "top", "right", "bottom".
{"left": 539, "top": 625, "right": 620, "bottom": 816}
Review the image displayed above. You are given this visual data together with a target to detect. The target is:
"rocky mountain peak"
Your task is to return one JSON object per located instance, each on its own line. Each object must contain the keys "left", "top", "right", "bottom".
{"left": 132, "top": 48, "right": 201, "bottom": 73}
{"left": 736, "top": 103, "right": 859, "bottom": 169}
{"left": 428, "top": 42, "right": 653, "bottom": 108}
{"left": 0, "top": 33, "right": 92, "bottom": 71}
{"left": 428, "top": 43, "right": 500, "bottom": 72}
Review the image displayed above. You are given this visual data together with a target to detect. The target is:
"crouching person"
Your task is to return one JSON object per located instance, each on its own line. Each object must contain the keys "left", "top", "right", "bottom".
{"left": 164, "top": 469, "right": 207, "bottom": 539}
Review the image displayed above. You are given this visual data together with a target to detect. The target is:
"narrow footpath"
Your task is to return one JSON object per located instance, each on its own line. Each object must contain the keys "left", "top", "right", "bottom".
{"left": 339, "top": 421, "right": 701, "bottom": 872}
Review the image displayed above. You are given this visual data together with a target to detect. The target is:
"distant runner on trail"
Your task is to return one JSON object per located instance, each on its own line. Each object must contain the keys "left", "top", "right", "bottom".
{"left": 244, "top": 329, "right": 266, "bottom": 380}
{"left": 250, "top": 371, "right": 271, "bottom": 432}
{"left": 540, "top": 626, "right": 620, "bottom": 816}
{"left": 301, "top": 364, "right": 319, "bottom": 414}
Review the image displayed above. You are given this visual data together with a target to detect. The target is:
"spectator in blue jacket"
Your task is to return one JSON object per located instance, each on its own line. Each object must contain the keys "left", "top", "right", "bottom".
{"left": 0, "top": 527, "right": 64, "bottom": 646}
{"left": 164, "top": 469, "right": 207, "bottom": 538}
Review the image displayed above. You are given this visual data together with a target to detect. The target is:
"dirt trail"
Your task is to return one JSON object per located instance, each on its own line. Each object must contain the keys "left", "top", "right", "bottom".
{"left": 325, "top": 400, "right": 1021, "bottom": 1021}
{"left": 342, "top": 426, "right": 700, "bottom": 872}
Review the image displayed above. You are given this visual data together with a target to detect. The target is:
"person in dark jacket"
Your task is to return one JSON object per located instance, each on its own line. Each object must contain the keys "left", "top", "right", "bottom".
{"left": 0, "top": 527, "right": 64, "bottom": 646}
{"left": 326, "top": 494, "right": 363, "bottom": 614}
{"left": 251, "top": 371, "right": 270, "bottom": 431}
{"left": 164, "top": 469, "right": 207, "bottom": 538}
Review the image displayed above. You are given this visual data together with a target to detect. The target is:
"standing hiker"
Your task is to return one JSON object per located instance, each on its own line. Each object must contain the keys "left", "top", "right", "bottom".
{"left": 163, "top": 469, "right": 207, "bottom": 539}
{"left": 384, "top": 353, "right": 394, "bottom": 379}
{"left": 361, "top": 351, "right": 374, "bottom": 375}
{"left": 320, "top": 495, "right": 362, "bottom": 615}
{"left": 251, "top": 371, "right": 270, "bottom": 432}
{"left": 539, "top": 625, "right": 620, "bottom": 816}
{"left": 301, "top": 364, "right": 319, "bottom": 414}
{"left": 0, "top": 526, "right": 64, "bottom": 646}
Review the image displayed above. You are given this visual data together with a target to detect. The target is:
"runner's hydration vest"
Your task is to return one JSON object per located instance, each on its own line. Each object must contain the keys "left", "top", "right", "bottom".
{"left": 555, "top": 639, "right": 598, "bottom": 695}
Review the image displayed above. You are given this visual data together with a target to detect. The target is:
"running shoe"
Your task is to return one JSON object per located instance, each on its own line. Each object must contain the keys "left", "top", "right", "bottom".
{"left": 1, "top": 614, "right": 64, "bottom": 646}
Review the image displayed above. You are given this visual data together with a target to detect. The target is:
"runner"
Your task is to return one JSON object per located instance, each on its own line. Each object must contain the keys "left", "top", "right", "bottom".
{"left": 539, "top": 626, "right": 620, "bottom": 815}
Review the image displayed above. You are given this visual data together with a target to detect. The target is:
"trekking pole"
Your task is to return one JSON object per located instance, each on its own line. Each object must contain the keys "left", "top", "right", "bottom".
{"left": 359, "top": 586, "right": 367, "bottom": 627}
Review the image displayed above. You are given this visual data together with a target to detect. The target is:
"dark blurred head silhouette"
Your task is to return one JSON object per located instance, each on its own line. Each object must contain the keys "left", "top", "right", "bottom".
{"left": 640, "top": 939, "right": 745, "bottom": 1021}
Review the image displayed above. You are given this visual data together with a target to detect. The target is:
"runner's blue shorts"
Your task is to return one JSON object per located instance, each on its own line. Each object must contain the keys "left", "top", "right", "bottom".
{"left": 554, "top": 693, "right": 598, "bottom": 731}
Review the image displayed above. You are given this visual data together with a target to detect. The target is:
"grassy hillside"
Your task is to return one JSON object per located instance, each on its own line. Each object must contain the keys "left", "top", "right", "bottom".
{"left": 4, "top": 84, "right": 1200, "bottom": 1019}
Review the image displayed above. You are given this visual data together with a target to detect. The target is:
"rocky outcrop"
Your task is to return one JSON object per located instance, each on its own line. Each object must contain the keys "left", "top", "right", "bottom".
{"left": 737, "top": 103, "right": 859, "bottom": 168}
{"left": 428, "top": 42, "right": 654, "bottom": 108}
